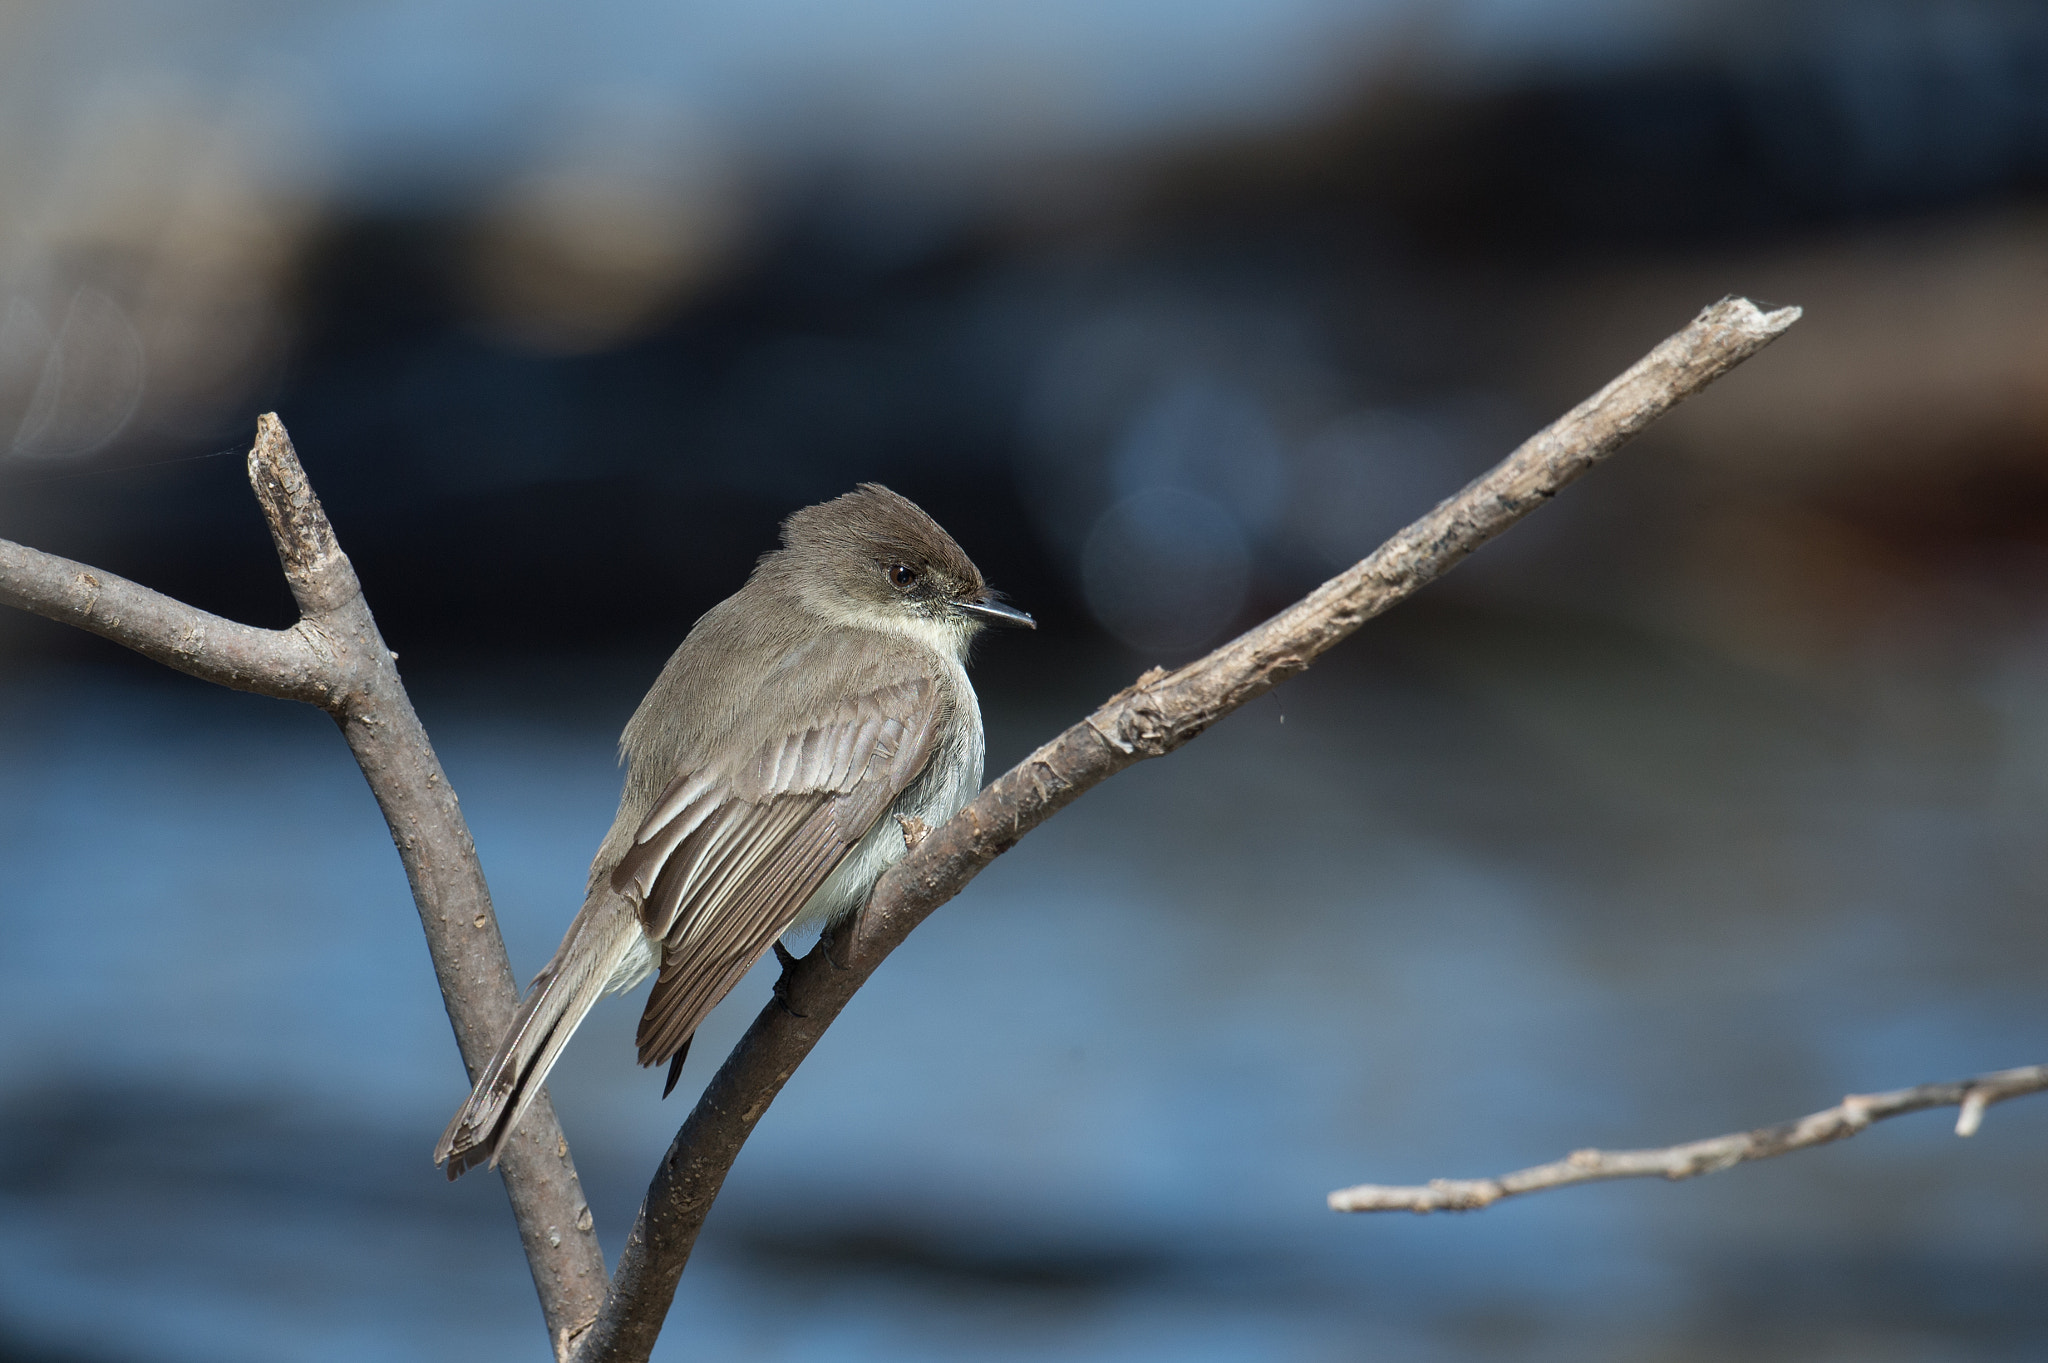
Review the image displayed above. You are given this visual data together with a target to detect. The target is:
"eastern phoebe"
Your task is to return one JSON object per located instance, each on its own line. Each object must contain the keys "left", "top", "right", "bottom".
{"left": 436, "top": 484, "right": 1032, "bottom": 1177}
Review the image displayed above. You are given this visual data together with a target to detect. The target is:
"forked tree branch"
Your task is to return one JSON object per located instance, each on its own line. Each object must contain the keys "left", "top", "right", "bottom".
{"left": 0, "top": 299, "right": 1813, "bottom": 1363}
{"left": 0, "top": 416, "right": 608, "bottom": 1355}
{"left": 570, "top": 296, "right": 1805, "bottom": 1362}
{"left": 1328, "top": 1063, "right": 2048, "bottom": 1214}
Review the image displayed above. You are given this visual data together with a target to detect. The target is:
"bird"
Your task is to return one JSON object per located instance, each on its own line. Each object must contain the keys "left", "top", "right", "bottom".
{"left": 436, "top": 484, "right": 1033, "bottom": 1177}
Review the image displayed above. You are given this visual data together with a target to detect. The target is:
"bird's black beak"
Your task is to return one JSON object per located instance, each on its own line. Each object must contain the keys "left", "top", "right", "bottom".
{"left": 956, "top": 594, "right": 1035, "bottom": 629}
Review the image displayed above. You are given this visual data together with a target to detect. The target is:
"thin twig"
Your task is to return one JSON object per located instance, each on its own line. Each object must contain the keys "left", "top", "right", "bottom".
{"left": 571, "top": 297, "right": 1803, "bottom": 1362}
{"left": 1328, "top": 1063, "right": 2048, "bottom": 1214}
{"left": 0, "top": 415, "right": 607, "bottom": 1354}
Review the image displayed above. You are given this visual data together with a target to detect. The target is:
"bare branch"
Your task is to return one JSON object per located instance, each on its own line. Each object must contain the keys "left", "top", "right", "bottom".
{"left": 245, "top": 418, "right": 611, "bottom": 1348}
{"left": 0, "top": 539, "right": 332, "bottom": 702}
{"left": 0, "top": 415, "right": 607, "bottom": 1354}
{"left": 1328, "top": 1063, "right": 2048, "bottom": 1214}
{"left": 244, "top": 413, "right": 363, "bottom": 619}
{"left": 0, "top": 297, "right": 1810, "bottom": 1363}
{"left": 572, "top": 297, "right": 1804, "bottom": 1362}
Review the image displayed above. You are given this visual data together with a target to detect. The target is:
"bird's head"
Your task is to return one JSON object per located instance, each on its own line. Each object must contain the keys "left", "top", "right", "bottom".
{"left": 772, "top": 483, "right": 1034, "bottom": 652}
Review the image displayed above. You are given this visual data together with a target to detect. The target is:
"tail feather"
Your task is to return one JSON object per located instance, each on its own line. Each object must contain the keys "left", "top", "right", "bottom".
{"left": 435, "top": 902, "right": 636, "bottom": 1178}
{"left": 660, "top": 1035, "right": 694, "bottom": 1099}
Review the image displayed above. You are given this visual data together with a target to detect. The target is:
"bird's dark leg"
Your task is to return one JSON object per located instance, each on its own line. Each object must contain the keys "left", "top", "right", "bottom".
{"left": 661, "top": 1037, "right": 692, "bottom": 1099}
{"left": 771, "top": 940, "right": 810, "bottom": 1017}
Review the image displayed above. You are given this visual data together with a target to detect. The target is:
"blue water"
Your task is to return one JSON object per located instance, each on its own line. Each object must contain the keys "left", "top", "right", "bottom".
{"left": 2, "top": 619, "right": 2045, "bottom": 1361}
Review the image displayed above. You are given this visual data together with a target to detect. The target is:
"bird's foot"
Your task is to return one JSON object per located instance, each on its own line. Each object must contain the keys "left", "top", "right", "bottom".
{"left": 895, "top": 813, "right": 929, "bottom": 849}
{"left": 771, "top": 941, "right": 810, "bottom": 1017}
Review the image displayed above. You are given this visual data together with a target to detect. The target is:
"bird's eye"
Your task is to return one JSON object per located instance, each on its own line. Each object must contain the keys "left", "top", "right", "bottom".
{"left": 888, "top": 563, "right": 918, "bottom": 589}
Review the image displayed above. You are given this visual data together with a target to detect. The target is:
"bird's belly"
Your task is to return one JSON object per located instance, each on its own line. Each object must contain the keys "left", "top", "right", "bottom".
{"left": 789, "top": 812, "right": 905, "bottom": 931}
{"left": 791, "top": 704, "right": 983, "bottom": 932}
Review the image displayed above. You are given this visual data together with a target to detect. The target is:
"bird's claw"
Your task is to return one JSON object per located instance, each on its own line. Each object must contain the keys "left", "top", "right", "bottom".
{"left": 771, "top": 941, "right": 809, "bottom": 1017}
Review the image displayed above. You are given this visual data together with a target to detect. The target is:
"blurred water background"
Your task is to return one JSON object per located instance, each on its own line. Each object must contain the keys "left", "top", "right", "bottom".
{"left": 5, "top": 0, "right": 2048, "bottom": 1359}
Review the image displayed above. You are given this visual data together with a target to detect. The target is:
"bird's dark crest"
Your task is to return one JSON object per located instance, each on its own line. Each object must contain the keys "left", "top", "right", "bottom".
{"left": 776, "top": 483, "right": 983, "bottom": 593}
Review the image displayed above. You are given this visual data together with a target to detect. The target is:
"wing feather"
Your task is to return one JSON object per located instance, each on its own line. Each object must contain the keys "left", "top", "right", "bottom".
{"left": 651, "top": 797, "right": 821, "bottom": 945}
{"left": 615, "top": 671, "right": 947, "bottom": 1067}
{"left": 613, "top": 784, "right": 720, "bottom": 904}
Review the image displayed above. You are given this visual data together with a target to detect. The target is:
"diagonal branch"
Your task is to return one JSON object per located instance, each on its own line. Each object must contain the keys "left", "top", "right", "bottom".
{"left": 0, "top": 415, "right": 607, "bottom": 1356}
{"left": 0, "top": 298, "right": 1812, "bottom": 1362}
{"left": 1327, "top": 1063, "right": 2048, "bottom": 1214}
{"left": 572, "top": 296, "right": 1804, "bottom": 1362}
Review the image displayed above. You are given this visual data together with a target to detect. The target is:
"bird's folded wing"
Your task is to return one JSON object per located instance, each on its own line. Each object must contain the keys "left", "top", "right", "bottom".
{"left": 612, "top": 675, "right": 942, "bottom": 1065}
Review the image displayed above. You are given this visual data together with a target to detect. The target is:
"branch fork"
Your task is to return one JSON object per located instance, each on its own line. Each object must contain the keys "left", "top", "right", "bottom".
{"left": 0, "top": 299, "right": 1825, "bottom": 1361}
{"left": 1, "top": 415, "right": 608, "bottom": 1350}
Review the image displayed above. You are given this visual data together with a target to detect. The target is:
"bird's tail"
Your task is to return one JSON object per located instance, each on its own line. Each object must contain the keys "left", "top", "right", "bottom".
{"left": 435, "top": 899, "right": 635, "bottom": 1179}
